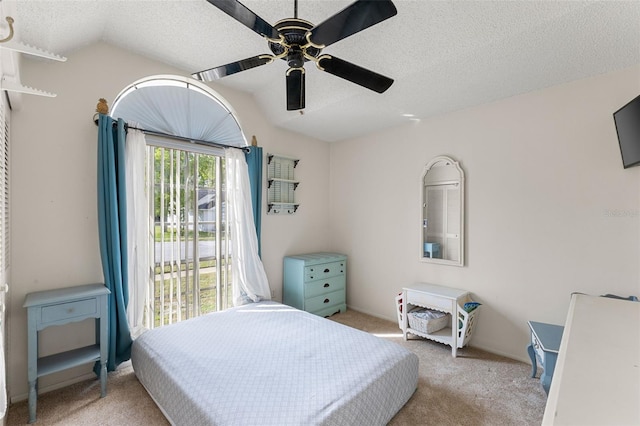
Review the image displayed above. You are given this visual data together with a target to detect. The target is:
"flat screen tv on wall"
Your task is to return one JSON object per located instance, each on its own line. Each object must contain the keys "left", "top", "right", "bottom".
{"left": 613, "top": 94, "right": 640, "bottom": 169}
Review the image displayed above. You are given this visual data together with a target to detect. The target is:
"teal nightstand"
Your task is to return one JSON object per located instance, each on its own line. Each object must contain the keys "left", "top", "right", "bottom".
{"left": 527, "top": 320, "right": 564, "bottom": 395}
{"left": 24, "top": 283, "right": 110, "bottom": 423}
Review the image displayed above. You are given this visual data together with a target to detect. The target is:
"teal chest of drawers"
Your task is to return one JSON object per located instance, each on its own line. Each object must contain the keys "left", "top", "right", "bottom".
{"left": 283, "top": 252, "right": 347, "bottom": 317}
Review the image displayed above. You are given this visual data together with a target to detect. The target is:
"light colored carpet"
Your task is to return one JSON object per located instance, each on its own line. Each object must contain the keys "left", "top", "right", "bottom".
{"left": 331, "top": 310, "right": 547, "bottom": 426}
{"left": 6, "top": 309, "right": 546, "bottom": 425}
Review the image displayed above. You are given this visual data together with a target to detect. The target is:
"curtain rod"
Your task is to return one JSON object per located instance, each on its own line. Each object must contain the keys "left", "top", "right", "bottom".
{"left": 93, "top": 117, "right": 251, "bottom": 153}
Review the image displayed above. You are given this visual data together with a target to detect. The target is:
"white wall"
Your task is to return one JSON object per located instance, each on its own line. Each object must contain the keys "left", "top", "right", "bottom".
{"left": 330, "top": 65, "right": 640, "bottom": 361}
{"left": 7, "top": 39, "right": 640, "bottom": 402}
{"left": 8, "top": 42, "right": 331, "bottom": 400}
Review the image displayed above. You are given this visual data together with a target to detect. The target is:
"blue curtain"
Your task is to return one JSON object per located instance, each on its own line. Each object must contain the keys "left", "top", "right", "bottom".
{"left": 245, "top": 146, "right": 262, "bottom": 256}
{"left": 97, "top": 114, "right": 133, "bottom": 372}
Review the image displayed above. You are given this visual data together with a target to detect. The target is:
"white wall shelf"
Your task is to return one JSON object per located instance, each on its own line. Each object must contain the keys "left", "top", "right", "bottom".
{"left": 267, "top": 153, "right": 299, "bottom": 215}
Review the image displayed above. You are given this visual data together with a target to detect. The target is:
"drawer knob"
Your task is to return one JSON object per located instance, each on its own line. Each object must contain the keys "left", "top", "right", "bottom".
{"left": 310, "top": 276, "right": 314, "bottom": 280}
{"left": 323, "top": 283, "right": 330, "bottom": 288}
{"left": 324, "top": 268, "right": 330, "bottom": 273}
{"left": 324, "top": 298, "right": 330, "bottom": 304}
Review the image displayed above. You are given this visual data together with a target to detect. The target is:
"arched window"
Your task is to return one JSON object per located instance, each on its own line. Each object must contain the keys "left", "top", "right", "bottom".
{"left": 111, "top": 75, "right": 249, "bottom": 330}
{"left": 111, "top": 74, "right": 247, "bottom": 148}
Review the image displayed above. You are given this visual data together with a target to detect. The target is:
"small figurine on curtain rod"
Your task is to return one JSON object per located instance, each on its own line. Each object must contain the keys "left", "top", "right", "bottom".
{"left": 93, "top": 98, "right": 109, "bottom": 123}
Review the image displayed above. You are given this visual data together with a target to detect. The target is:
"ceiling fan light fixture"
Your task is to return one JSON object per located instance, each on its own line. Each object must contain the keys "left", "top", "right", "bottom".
{"left": 198, "top": 0, "right": 397, "bottom": 109}
{"left": 286, "top": 67, "right": 305, "bottom": 111}
{"left": 287, "top": 48, "right": 304, "bottom": 68}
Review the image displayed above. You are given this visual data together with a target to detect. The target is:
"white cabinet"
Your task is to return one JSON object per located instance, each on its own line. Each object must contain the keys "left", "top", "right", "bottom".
{"left": 267, "top": 153, "right": 299, "bottom": 214}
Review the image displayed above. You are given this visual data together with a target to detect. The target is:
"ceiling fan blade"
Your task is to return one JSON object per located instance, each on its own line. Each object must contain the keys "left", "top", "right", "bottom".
{"left": 205, "top": 0, "right": 280, "bottom": 39}
{"left": 192, "top": 55, "right": 274, "bottom": 81}
{"left": 308, "top": 0, "right": 397, "bottom": 48}
{"left": 286, "top": 68, "right": 305, "bottom": 111}
{"left": 317, "top": 55, "right": 393, "bottom": 93}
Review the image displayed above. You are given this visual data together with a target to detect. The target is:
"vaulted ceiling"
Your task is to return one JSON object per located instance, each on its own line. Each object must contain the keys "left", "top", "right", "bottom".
{"left": 4, "top": 0, "right": 640, "bottom": 142}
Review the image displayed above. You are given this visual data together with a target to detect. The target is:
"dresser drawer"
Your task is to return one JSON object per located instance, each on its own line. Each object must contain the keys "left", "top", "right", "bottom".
{"left": 305, "top": 290, "right": 345, "bottom": 312}
{"left": 304, "top": 260, "right": 345, "bottom": 281}
{"left": 41, "top": 298, "right": 98, "bottom": 324}
{"left": 313, "top": 304, "right": 345, "bottom": 318}
{"left": 305, "top": 276, "right": 345, "bottom": 298}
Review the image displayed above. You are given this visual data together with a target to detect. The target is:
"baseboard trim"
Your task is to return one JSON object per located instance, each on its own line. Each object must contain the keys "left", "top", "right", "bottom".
{"left": 345, "top": 304, "right": 396, "bottom": 323}
{"left": 345, "top": 304, "right": 530, "bottom": 364}
{"left": 9, "top": 372, "right": 97, "bottom": 404}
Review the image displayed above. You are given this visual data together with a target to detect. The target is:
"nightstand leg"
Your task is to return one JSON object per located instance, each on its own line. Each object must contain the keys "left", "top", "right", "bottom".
{"left": 27, "top": 379, "right": 37, "bottom": 424}
{"left": 540, "top": 352, "right": 557, "bottom": 395}
{"left": 527, "top": 343, "right": 537, "bottom": 378}
{"left": 100, "top": 361, "right": 107, "bottom": 397}
{"left": 27, "top": 306, "right": 38, "bottom": 424}
{"left": 402, "top": 294, "right": 408, "bottom": 341}
{"left": 97, "top": 301, "right": 108, "bottom": 398}
{"left": 451, "top": 301, "right": 458, "bottom": 358}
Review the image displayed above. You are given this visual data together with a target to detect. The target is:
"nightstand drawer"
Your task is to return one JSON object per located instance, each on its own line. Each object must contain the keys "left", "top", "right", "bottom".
{"left": 305, "top": 290, "right": 345, "bottom": 312}
{"left": 531, "top": 331, "right": 545, "bottom": 364}
{"left": 41, "top": 298, "right": 98, "bottom": 324}
{"left": 304, "top": 261, "right": 345, "bottom": 281}
{"left": 406, "top": 290, "right": 453, "bottom": 312}
{"left": 305, "top": 276, "right": 345, "bottom": 298}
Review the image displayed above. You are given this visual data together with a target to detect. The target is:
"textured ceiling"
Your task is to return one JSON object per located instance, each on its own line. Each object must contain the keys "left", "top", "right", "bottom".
{"left": 3, "top": 0, "right": 640, "bottom": 142}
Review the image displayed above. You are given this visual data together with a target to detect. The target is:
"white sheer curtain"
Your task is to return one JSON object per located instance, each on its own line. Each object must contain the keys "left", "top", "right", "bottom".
{"left": 225, "top": 148, "right": 271, "bottom": 305}
{"left": 125, "top": 128, "right": 150, "bottom": 337}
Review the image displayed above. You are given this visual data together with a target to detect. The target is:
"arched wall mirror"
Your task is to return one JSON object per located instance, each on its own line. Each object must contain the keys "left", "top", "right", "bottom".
{"left": 421, "top": 155, "right": 465, "bottom": 266}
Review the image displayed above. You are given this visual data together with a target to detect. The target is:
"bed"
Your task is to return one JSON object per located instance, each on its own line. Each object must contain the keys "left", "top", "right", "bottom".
{"left": 131, "top": 301, "right": 419, "bottom": 425}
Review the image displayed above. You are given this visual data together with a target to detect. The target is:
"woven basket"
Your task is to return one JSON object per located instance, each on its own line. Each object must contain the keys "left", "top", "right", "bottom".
{"left": 407, "top": 308, "right": 450, "bottom": 334}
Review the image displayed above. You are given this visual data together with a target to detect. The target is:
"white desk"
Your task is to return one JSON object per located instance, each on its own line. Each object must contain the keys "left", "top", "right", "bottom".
{"left": 542, "top": 293, "right": 640, "bottom": 425}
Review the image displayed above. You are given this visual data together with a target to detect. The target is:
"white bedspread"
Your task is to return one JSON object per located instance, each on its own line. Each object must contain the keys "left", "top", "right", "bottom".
{"left": 132, "top": 302, "right": 418, "bottom": 425}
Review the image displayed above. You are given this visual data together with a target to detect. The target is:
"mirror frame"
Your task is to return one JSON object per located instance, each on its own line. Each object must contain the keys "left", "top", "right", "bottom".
{"left": 420, "top": 155, "right": 465, "bottom": 266}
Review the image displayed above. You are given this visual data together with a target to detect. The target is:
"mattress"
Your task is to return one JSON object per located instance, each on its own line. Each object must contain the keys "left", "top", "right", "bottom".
{"left": 131, "top": 301, "right": 418, "bottom": 426}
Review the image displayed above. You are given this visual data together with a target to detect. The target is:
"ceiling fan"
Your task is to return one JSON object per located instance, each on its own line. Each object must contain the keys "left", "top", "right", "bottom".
{"left": 192, "top": 0, "right": 397, "bottom": 111}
